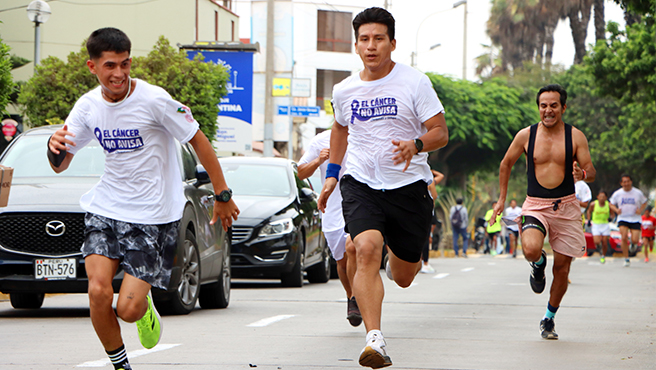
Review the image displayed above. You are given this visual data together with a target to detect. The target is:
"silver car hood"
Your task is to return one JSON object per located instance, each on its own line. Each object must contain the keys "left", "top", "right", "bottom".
{"left": 1, "top": 177, "right": 99, "bottom": 213}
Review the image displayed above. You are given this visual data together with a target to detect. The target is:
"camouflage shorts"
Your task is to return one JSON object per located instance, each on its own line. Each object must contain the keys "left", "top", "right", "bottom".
{"left": 81, "top": 213, "right": 180, "bottom": 290}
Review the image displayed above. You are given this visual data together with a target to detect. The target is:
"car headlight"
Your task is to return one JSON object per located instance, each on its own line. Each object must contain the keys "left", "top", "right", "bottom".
{"left": 258, "top": 218, "right": 294, "bottom": 238}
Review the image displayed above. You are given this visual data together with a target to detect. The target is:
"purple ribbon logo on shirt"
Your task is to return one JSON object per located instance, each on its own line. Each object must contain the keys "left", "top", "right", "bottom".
{"left": 350, "top": 98, "right": 398, "bottom": 124}
{"left": 95, "top": 127, "right": 144, "bottom": 153}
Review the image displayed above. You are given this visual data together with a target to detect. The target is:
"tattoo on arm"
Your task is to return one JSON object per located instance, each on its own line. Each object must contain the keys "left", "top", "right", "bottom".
{"left": 127, "top": 292, "right": 134, "bottom": 300}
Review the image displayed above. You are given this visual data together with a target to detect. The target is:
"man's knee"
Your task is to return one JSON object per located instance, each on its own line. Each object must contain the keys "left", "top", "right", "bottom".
{"left": 116, "top": 297, "right": 146, "bottom": 323}
{"left": 88, "top": 279, "right": 114, "bottom": 308}
{"left": 522, "top": 242, "right": 543, "bottom": 261}
{"left": 355, "top": 241, "right": 381, "bottom": 264}
{"left": 394, "top": 272, "right": 415, "bottom": 288}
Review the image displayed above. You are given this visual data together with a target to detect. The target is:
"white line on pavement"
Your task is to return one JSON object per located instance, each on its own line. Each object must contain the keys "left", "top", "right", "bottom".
{"left": 77, "top": 343, "right": 182, "bottom": 367}
{"left": 461, "top": 267, "right": 475, "bottom": 272}
{"left": 247, "top": 314, "right": 295, "bottom": 327}
{"left": 433, "top": 273, "right": 450, "bottom": 279}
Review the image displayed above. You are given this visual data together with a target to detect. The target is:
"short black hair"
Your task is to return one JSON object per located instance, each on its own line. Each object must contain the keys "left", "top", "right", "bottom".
{"left": 86, "top": 28, "right": 131, "bottom": 60}
{"left": 536, "top": 84, "right": 567, "bottom": 107}
{"left": 598, "top": 189, "right": 607, "bottom": 196}
{"left": 352, "top": 7, "right": 395, "bottom": 41}
{"left": 456, "top": 198, "right": 463, "bottom": 205}
{"left": 620, "top": 173, "right": 632, "bottom": 182}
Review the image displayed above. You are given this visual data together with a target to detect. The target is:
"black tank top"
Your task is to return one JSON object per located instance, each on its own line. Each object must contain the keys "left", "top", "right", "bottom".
{"left": 526, "top": 123, "right": 575, "bottom": 198}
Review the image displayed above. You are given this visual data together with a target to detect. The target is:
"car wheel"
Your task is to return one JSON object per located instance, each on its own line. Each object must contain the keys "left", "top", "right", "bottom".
{"left": 199, "top": 231, "right": 231, "bottom": 309}
{"left": 281, "top": 233, "right": 305, "bottom": 288}
{"left": 307, "top": 242, "right": 330, "bottom": 284}
{"left": 10, "top": 293, "right": 45, "bottom": 309}
{"left": 157, "top": 229, "right": 201, "bottom": 315}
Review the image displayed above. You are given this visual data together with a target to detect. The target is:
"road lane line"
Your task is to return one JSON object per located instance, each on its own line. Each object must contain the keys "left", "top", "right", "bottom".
{"left": 433, "top": 273, "right": 450, "bottom": 279}
{"left": 461, "top": 267, "right": 475, "bottom": 272}
{"left": 247, "top": 314, "right": 295, "bottom": 327}
{"left": 77, "top": 343, "right": 182, "bottom": 367}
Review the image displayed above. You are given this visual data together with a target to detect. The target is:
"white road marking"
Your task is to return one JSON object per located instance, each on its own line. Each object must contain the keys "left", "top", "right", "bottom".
{"left": 433, "top": 273, "right": 450, "bottom": 279}
{"left": 461, "top": 267, "right": 475, "bottom": 272}
{"left": 247, "top": 314, "right": 295, "bottom": 327}
{"left": 77, "top": 343, "right": 182, "bottom": 367}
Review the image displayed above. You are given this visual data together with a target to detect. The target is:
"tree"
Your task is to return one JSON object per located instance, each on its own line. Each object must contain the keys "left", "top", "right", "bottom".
{"left": 568, "top": 0, "right": 594, "bottom": 64}
{"left": 0, "top": 35, "right": 13, "bottom": 115}
{"left": 426, "top": 73, "right": 535, "bottom": 187}
{"left": 18, "top": 37, "right": 228, "bottom": 139}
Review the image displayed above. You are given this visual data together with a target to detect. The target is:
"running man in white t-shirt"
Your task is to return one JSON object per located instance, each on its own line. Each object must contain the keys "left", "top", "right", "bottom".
{"left": 317, "top": 7, "right": 448, "bottom": 369}
{"left": 47, "top": 28, "right": 239, "bottom": 370}
{"left": 298, "top": 130, "right": 361, "bottom": 327}
{"left": 609, "top": 174, "right": 647, "bottom": 267}
{"left": 504, "top": 199, "right": 523, "bottom": 257}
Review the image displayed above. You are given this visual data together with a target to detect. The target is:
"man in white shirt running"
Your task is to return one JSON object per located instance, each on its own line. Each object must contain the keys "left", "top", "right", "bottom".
{"left": 609, "top": 174, "right": 647, "bottom": 267}
{"left": 47, "top": 28, "right": 239, "bottom": 370}
{"left": 318, "top": 7, "right": 448, "bottom": 369}
{"left": 298, "top": 130, "right": 361, "bottom": 327}
{"left": 575, "top": 179, "right": 592, "bottom": 225}
{"left": 504, "top": 199, "right": 522, "bottom": 257}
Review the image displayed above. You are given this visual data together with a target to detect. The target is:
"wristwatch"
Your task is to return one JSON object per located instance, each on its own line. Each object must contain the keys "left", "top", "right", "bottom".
{"left": 217, "top": 189, "right": 233, "bottom": 202}
{"left": 414, "top": 138, "right": 424, "bottom": 154}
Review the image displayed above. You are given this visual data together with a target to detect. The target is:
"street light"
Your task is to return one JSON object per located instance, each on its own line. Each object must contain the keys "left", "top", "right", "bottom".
{"left": 453, "top": 0, "right": 467, "bottom": 80}
{"left": 26, "top": 0, "right": 51, "bottom": 72}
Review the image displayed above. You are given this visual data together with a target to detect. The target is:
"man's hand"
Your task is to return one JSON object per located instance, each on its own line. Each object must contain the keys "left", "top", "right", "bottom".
{"left": 49, "top": 124, "right": 76, "bottom": 154}
{"left": 210, "top": 199, "right": 240, "bottom": 232}
{"left": 391, "top": 139, "right": 417, "bottom": 172}
{"left": 318, "top": 148, "right": 330, "bottom": 164}
{"left": 318, "top": 177, "right": 337, "bottom": 212}
{"left": 573, "top": 161, "right": 584, "bottom": 182}
{"left": 489, "top": 200, "right": 505, "bottom": 227}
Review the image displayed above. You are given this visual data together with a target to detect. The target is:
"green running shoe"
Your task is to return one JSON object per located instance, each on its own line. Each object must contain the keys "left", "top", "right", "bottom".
{"left": 600, "top": 256, "right": 605, "bottom": 264}
{"left": 136, "top": 292, "right": 162, "bottom": 349}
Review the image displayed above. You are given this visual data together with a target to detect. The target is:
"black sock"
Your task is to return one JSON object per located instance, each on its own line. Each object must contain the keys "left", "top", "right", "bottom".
{"left": 107, "top": 344, "right": 132, "bottom": 370}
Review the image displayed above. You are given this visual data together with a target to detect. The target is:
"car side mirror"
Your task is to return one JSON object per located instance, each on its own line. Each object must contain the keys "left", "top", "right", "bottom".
{"left": 194, "top": 164, "right": 211, "bottom": 187}
{"left": 299, "top": 187, "right": 316, "bottom": 203}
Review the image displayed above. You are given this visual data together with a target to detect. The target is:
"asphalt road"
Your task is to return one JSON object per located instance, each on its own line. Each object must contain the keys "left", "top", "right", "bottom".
{"left": 1, "top": 254, "right": 654, "bottom": 370}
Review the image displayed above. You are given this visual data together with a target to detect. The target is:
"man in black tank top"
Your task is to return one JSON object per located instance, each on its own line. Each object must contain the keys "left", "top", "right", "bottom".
{"left": 490, "top": 84, "right": 596, "bottom": 340}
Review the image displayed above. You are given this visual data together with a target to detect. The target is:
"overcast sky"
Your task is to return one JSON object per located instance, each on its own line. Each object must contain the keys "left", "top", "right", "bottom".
{"left": 234, "top": 0, "right": 625, "bottom": 81}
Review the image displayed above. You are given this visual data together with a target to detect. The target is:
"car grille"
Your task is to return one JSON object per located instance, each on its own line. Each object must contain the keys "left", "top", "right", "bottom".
{"left": 0, "top": 212, "right": 86, "bottom": 257}
{"left": 231, "top": 226, "right": 253, "bottom": 244}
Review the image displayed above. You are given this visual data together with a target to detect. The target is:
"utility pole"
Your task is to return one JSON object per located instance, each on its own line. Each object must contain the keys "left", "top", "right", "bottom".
{"left": 384, "top": 0, "right": 391, "bottom": 9}
{"left": 263, "top": 0, "right": 275, "bottom": 157}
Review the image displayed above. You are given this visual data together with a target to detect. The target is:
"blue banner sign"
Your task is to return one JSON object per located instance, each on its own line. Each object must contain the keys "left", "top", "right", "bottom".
{"left": 277, "top": 105, "right": 321, "bottom": 117}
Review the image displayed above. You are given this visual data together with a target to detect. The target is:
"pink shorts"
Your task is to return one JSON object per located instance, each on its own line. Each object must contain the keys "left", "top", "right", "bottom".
{"left": 517, "top": 194, "right": 586, "bottom": 258}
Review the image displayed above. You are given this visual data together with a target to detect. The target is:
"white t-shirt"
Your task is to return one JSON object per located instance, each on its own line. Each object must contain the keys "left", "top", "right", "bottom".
{"left": 504, "top": 206, "right": 523, "bottom": 231}
{"left": 298, "top": 130, "right": 347, "bottom": 232}
{"left": 65, "top": 79, "right": 199, "bottom": 224}
{"left": 331, "top": 63, "right": 445, "bottom": 190}
{"left": 610, "top": 187, "right": 647, "bottom": 224}
{"left": 575, "top": 180, "right": 592, "bottom": 214}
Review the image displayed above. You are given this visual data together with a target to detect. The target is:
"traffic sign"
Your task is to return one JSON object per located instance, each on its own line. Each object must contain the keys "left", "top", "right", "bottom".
{"left": 277, "top": 105, "right": 320, "bottom": 117}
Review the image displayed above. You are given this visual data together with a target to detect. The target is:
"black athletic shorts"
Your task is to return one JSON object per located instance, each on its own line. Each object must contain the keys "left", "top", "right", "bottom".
{"left": 618, "top": 221, "right": 641, "bottom": 230}
{"left": 340, "top": 175, "right": 433, "bottom": 263}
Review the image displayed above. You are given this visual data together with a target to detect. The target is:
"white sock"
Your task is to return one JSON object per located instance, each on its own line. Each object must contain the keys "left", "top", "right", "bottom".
{"left": 366, "top": 329, "right": 383, "bottom": 342}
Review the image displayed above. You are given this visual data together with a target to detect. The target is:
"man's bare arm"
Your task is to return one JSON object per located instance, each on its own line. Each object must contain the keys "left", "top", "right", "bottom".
{"left": 572, "top": 128, "right": 596, "bottom": 183}
{"left": 586, "top": 202, "right": 595, "bottom": 221}
{"left": 491, "top": 128, "right": 530, "bottom": 224}
{"left": 318, "top": 123, "right": 349, "bottom": 212}
{"left": 48, "top": 125, "right": 76, "bottom": 173}
{"left": 298, "top": 148, "right": 329, "bottom": 180}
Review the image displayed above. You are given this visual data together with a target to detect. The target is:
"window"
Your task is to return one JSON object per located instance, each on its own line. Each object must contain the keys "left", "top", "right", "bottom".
{"left": 215, "top": 11, "right": 219, "bottom": 41}
{"left": 317, "top": 10, "right": 352, "bottom": 53}
{"left": 316, "top": 69, "right": 351, "bottom": 109}
{"left": 222, "top": 0, "right": 232, "bottom": 10}
{"left": 231, "top": 20, "right": 235, "bottom": 41}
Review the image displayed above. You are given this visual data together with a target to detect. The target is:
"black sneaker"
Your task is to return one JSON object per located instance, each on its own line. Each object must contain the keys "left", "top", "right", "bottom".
{"left": 529, "top": 250, "right": 547, "bottom": 294}
{"left": 540, "top": 318, "right": 558, "bottom": 339}
{"left": 347, "top": 296, "right": 362, "bottom": 327}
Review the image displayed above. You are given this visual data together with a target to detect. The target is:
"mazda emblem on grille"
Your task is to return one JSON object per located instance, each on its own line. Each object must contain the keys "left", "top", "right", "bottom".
{"left": 45, "top": 220, "right": 66, "bottom": 237}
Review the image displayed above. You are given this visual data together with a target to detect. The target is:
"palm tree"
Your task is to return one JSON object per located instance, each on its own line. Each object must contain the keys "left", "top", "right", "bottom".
{"left": 567, "top": 0, "right": 594, "bottom": 64}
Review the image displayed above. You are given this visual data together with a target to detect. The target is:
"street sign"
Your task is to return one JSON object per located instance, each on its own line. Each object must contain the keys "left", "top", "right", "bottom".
{"left": 277, "top": 105, "right": 321, "bottom": 117}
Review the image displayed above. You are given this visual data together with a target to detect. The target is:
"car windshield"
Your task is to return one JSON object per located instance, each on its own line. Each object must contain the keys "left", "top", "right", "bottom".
{"left": 221, "top": 163, "right": 291, "bottom": 197}
{"left": 1, "top": 135, "right": 105, "bottom": 177}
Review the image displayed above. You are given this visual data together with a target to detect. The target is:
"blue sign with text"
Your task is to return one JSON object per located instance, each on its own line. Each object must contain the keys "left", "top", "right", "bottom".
{"left": 186, "top": 51, "right": 253, "bottom": 124}
{"left": 277, "top": 105, "right": 320, "bottom": 117}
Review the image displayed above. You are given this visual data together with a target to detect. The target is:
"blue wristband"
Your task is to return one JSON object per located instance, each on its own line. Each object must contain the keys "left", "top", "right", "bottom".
{"left": 325, "top": 163, "right": 342, "bottom": 180}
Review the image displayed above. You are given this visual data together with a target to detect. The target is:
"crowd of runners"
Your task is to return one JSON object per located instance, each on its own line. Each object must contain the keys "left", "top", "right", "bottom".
{"left": 45, "top": 6, "right": 652, "bottom": 370}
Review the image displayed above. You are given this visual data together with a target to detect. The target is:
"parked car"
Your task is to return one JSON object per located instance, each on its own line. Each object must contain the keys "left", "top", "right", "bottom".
{"left": 584, "top": 222, "right": 640, "bottom": 257}
{"left": 219, "top": 157, "right": 331, "bottom": 287}
{"left": 0, "top": 125, "right": 230, "bottom": 314}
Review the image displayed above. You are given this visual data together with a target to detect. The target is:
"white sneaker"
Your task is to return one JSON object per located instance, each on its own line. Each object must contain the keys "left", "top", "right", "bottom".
{"left": 420, "top": 263, "right": 435, "bottom": 274}
{"left": 384, "top": 254, "right": 393, "bottom": 281}
{"left": 359, "top": 332, "right": 392, "bottom": 369}
{"left": 624, "top": 259, "right": 630, "bottom": 267}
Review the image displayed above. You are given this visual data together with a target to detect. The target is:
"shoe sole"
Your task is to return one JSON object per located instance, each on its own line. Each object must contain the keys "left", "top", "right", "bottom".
{"left": 541, "top": 332, "right": 559, "bottom": 340}
{"left": 347, "top": 313, "right": 362, "bottom": 327}
{"left": 143, "top": 292, "right": 163, "bottom": 349}
{"left": 359, "top": 347, "right": 392, "bottom": 369}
